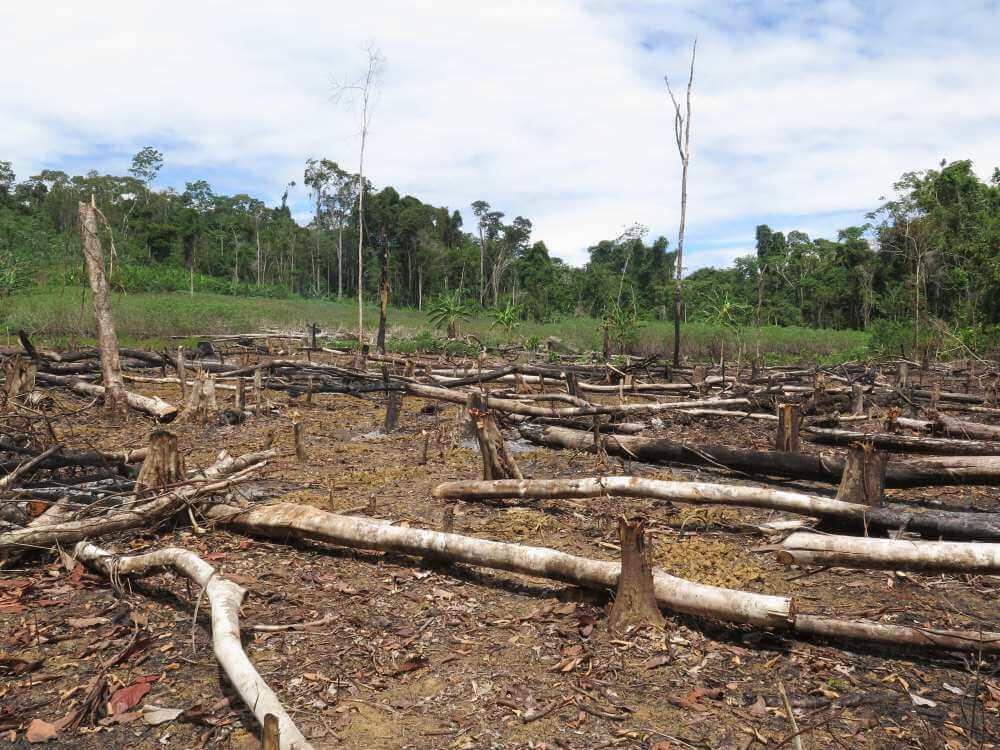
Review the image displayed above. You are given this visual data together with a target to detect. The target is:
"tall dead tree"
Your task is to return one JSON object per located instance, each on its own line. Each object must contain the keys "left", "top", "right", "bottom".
{"left": 335, "top": 44, "right": 383, "bottom": 345}
{"left": 376, "top": 227, "right": 390, "bottom": 355}
{"left": 664, "top": 39, "right": 696, "bottom": 369}
{"left": 78, "top": 197, "right": 127, "bottom": 414}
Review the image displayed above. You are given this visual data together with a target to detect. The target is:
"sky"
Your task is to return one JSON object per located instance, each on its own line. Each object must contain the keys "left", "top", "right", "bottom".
{"left": 3, "top": 1, "right": 999, "bottom": 270}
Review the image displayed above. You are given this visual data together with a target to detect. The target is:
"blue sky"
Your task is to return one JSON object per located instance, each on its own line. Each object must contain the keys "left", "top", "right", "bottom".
{"left": 3, "top": 1, "right": 998, "bottom": 271}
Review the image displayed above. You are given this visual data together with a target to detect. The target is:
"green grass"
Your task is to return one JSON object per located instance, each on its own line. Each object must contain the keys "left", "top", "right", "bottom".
{"left": 0, "top": 287, "right": 869, "bottom": 364}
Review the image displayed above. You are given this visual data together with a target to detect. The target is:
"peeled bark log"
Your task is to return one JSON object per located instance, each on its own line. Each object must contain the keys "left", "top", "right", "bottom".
{"left": 777, "top": 532, "right": 1000, "bottom": 573}
{"left": 207, "top": 501, "right": 1000, "bottom": 652}
{"left": 205, "top": 502, "right": 792, "bottom": 627}
{"left": 74, "top": 542, "right": 311, "bottom": 749}
{"left": 433, "top": 476, "right": 1000, "bottom": 540}
{"left": 35, "top": 372, "right": 178, "bottom": 421}
{"left": 608, "top": 517, "right": 664, "bottom": 631}
{"left": 518, "top": 423, "right": 1000, "bottom": 488}
{"left": 78, "top": 199, "right": 127, "bottom": 414}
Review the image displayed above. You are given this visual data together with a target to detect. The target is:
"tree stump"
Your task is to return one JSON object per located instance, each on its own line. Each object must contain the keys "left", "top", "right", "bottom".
{"left": 608, "top": 517, "right": 664, "bottom": 632}
{"left": 134, "top": 430, "right": 185, "bottom": 500}
{"left": 836, "top": 440, "right": 886, "bottom": 507}
{"left": 403, "top": 359, "right": 415, "bottom": 379}
{"left": 253, "top": 366, "right": 263, "bottom": 414}
{"left": 469, "top": 393, "right": 522, "bottom": 480}
{"left": 896, "top": 361, "right": 909, "bottom": 390}
{"left": 384, "top": 390, "right": 403, "bottom": 434}
{"left": 774, "top": 403, "right": 801, "bottom": 453}
{"left": 692, "top": 364, "right": 706, "bottom": 398}
{"left": 174, "top": 346, "right": 188, "bottom": 403}
{"left": 2, "top": 355, "right": 37, "bottom": 403}
{"left": 292, "top": 412, "right": 307, "bottom": 463}
{"left": 235, "top": 377, "right": 246, "bottom": 412}
{"left": 565, "top": 372, "right": 580, "bottom": 399}
{"left": 851, "top": 382, "right": 865, "bottom": 416}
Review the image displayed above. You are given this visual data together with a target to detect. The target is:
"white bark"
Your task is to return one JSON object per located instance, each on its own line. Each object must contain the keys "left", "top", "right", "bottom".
{"left": 777, "top": 531, "right": 1000, "bottom": 573}
{"left": 74, "top": 542, "right": 311, "bottom": 750}
{"left": 206, "top": 502, "right": 792, "bottom": 627}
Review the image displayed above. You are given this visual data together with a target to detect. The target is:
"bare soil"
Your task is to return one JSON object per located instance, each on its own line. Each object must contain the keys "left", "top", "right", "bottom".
{"left": 2, "top": 362, "right": 999, "bottom": 749}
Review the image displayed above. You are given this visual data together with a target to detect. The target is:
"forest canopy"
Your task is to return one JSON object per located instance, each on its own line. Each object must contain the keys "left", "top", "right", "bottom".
{"left": 1, "top": 152, "right": 998, "bottom": 353}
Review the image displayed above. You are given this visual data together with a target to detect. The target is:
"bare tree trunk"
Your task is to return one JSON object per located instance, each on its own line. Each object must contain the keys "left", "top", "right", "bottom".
{"left": 77, "top": 198, "right": 126, "bottom": 414}
{"left": 665, "top": 40, "right": 696, "bottom": 369}
{"left": 337, "top": 228, "right": 343, "bottom": 298}
{"left": 376, "top": 231, "right": 389, "bottom": 355}
{"left": 774, "top": 403, "right": 801, "bottom": 452}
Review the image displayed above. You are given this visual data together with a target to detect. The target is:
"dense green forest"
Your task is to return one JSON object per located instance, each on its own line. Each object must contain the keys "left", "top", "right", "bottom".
{"left": 1, "top": 150, "right": 998, "bottom": 355}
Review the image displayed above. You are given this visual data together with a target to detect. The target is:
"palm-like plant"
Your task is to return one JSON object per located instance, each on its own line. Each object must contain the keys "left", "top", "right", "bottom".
{"left": 489, "top": 301, "right": 520, "bottom": 341}
{"left": 427, "top": 291, "right": 474, "bottom": 339}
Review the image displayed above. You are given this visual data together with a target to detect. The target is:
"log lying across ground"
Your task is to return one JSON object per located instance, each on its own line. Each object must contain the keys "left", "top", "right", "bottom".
{"left": 0, "top": 449, "right": 276, "bottom": 554}
{"left": 433, "top": 476, "right": 1000, "bottom": 540}
{"left": 36, "top": 372, "right": 178, "bottom": 421}
{"left": 519, "top": 424, "right": 1000, "bottom": 487}
{"left": 74, "top": 542, "right": 311, "bottom": 750}
{"left": 777, "top": 532, "right": 1000, "bottom": 573}
{"left": 405, "top": 381, "right": 752, "bottom": 418}
{"left": 895, "top": 415, "right": 1000, "bottom": 442}
{"left": 206, "top": 501, "right": 1000, "bottom": 652}
{"left": 804, "top": 426, "right": 1000, "bottom": 455}
{"left": 206, "top": 502, "right": 793, "bottom": 627}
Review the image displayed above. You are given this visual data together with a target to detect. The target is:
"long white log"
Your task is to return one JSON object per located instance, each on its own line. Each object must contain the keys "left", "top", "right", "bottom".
{"left": 74, "top": 542, "right": 311, "bottom": 750}
{"left": 777, "top": 532, "right": 1000, "bottom": 573}
{"left": 207, "top": 502, "right": 1000, "bottom": 652}
{"left": 432, "top": 476, "right": 1000, "bottom": 540}
{"left": 205, "top": 502, "right": 792, "bottom": 627}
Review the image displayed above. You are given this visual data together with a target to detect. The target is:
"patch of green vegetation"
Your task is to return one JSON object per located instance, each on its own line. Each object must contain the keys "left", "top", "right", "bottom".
{"left": 0, "top": 287, "right": 868, "bottom": 364}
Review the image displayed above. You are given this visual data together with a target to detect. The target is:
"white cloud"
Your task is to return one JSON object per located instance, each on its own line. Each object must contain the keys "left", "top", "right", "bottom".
{"left": 2, "top": 1, "right": 998, "bottom": 268}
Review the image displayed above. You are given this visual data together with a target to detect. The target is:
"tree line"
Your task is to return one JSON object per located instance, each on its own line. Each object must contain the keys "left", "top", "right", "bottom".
{"left": 1, "top": 151, "right": 998, "bottom": 352}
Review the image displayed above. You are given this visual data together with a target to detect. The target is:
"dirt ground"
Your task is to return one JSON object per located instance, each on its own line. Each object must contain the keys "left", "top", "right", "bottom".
{"left": 2, "top": 361, "right": 999, "bottom": 749}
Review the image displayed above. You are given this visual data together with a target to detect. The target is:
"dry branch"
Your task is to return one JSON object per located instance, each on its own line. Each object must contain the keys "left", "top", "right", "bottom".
{"left": 74, "top": 542, "right": 311, "bottom": 749}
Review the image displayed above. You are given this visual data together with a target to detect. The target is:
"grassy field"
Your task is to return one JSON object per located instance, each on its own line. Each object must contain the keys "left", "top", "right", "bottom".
{"left": 0, "top": 288, "right": 869, "bottom": 364}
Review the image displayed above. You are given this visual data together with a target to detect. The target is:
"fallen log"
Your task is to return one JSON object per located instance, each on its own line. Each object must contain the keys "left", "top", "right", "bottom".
{"left": 205, "top": 502, "right": 793, "bottom": 627}
{"left": 74, "top": 542, "right": 311, "bottom": 750}
{"left": 805, "top": 426, "right": 1000, "bottom": 455}
{"left": 432, "top": 476, "right": 1000, "bottom": 540}
{"left": 518, "top": 423, "right": 1000, "bottom": 488}
{"left": 405, "top": 382, "right": 751, "bottom": 418}
{"left": 896, "top": 415, "right": 1000, "bottom": 442}
{"left": 777, "top": 532, "right": 1000, "bottom": 573}
{"left": 206, "top": 502, "right": 1000, "bottom": 652}
{"left": 0, "top": 449, "right": 276, "bottom": 554}
{"left": 35, "top": 372, "right": 178, "bottom": 421}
